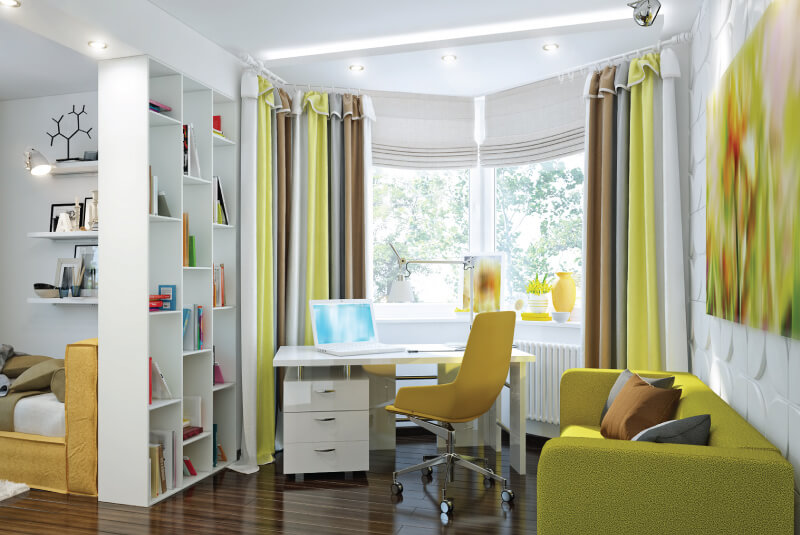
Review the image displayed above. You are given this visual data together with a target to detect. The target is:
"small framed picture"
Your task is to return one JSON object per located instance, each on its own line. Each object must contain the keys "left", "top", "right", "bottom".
{"left": 55, "top": 257, "right": 83, "bottom": 288}
{"left": 81, "top": 197, "right": 93, "bottom": 228}
{"left": 50, "top": 203, "right": 83, "bottom": 232}
{"left": 74, "top": 244, "right": 99, "bottom": 296}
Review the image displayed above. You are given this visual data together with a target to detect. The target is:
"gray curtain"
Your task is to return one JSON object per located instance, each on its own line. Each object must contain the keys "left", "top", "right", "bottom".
{"left": 328, "top": 94, "right": 345, "bottom": 298}
{"left": 614, "top": 62, "right": 630, "bottom": 369}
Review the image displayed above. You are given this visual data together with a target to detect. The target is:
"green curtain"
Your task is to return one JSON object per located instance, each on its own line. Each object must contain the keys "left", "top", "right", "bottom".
{"left": 303, "top": 92, "right": 330, "bottom": 344}
{"left": 256, "top": 77, "right": 276, "bottom": 464}
{"left": 626, "top": 54, "right": 661, "bottom": 370}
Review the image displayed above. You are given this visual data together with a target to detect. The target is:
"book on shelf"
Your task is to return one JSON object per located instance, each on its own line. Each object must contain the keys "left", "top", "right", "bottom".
{"left": 213, "top": 361, "right": 225, "bottom": 385}
{"left": 213, "top": 175, "right": 230, "bottom": 225}
{"left": 182, "top": 125, "right": 189, "bottom": 175}
{"left": 213, "top": 264, "right": 226, "bottom": 307}
{"left": 150, "top": 358, "right": 173, "bottom": 400}
{"left": 148, "top": 443, "right": 163, "bottom": 498}
{"left": 212, "top": 423, "right": 218, "bottom": 468}
{"left": 182, "top": 305, "right": 205, "bottom": 350}
{"left": 149, "top": 99, "right": 172, "bottom": 113}
{"left": 182, "top": 213, "right": 189, "bottom": 266}
{"left": 182, "top": 418, "right": 190, "bottom": 428}
{"left": 157, "top": 192, "right": 172, "bottom": 218}
{"left": 183, "top": 123, "right": 202, "bottom": 178}
{"left": 183, "top": 426, "right": 202, "bottom": 441}
{"left": 151, "top": 175, "right": 159, "bottom": 216}
{"left": 158, "top": 285, "right": 176, "bottom": 311}
{"left": 188, "top": 236, "right": 197, "bottom": 267}
{"left": 197, "top": 305, "right": 204, "bottom": 349}
{"left": 183, "top": 456, "right": 197, "bottom": 477}
{"left": 149, "top": 300, "right": 163, "bottom": 311}
{"left": 212, "top": 115, "right": 221, "bottom": 133}
{"left": 183, "top": 395, "right": 202, "bottom": 428}
{"left": 150, "top": 430, "right": 177, "bottom": 491}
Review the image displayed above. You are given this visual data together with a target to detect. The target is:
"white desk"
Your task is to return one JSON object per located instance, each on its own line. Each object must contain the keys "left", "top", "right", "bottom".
{"left": 274, "top": 344, "right": 535, "bottom": 474}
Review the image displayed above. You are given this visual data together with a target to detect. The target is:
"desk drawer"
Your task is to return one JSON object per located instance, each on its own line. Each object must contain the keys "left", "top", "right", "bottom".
{"left": 283, "top": 440, "right": 369, "bottom": 474}
{"left": 284, "top": 377, "right": 368, "bottom": 412}
{"left": 284, "top": 410, "right": 368, "bottom": 444}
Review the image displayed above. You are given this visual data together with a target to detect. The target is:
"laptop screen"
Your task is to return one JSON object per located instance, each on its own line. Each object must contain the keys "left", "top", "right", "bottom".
{"left": 311, "top": 302, "right": 377, "bottom": 344}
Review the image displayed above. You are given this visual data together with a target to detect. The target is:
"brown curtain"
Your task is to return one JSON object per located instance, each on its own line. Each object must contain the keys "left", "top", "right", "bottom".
{"left": 275, "top": 89, "right": 293, "bottom": 347}
{"left": 342, "top": 94, "right": 366, "bottom": 299}
{"left": 584, "top": 66, "right": 621, "bottom": 369}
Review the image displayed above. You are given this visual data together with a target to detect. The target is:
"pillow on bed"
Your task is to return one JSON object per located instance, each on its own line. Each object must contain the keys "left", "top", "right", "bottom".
{"left": 51, "top": 368, "right": 66, "bottom": 403}
{"left": 3, "top": 355, "right": 52, "bottom": 379}
{"left": 9, "top": 359, "right": 64, "bottom": 393}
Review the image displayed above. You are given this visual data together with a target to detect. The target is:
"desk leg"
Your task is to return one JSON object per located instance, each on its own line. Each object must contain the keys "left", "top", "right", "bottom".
{"left": 509, "top": 362, "right": 527, "bottom": 475}
{"left": 365, "top": 366, "right": 396, "bottom": 450}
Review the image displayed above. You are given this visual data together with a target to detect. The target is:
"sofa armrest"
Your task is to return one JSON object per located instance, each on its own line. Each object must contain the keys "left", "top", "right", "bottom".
{"left": 560, "top": 368, "right": 622, "bottom": 429}
{"left": 537, "top": 437, "right": 794, "bottom": 534}
{"left": 64, "top": 339, "right": 98, "bottom": 496}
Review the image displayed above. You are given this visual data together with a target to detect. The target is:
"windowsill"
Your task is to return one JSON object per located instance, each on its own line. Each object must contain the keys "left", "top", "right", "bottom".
{"left": 373, "top": 303, "right": 581, "bottom": 329}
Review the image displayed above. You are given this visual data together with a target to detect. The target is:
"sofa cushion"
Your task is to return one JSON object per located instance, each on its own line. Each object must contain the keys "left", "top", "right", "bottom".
{"left": 10, "top": 359, "right": 64, "bottom": 393}
{"left": 601, "top": 369, "right": 675, "bottom": 421}
{"left": 632, "top": 414, "right": 711, "bottom": 445}
{"left": 2, "top": 355, "right": 52, "bottom": 379}
{"left": 50, "top": 368, "right": 66, "bottom": 403}
{"left": 601, "top": 374, "right": 682, "bottom": 440}
{"left": 561, "top": 425, "right": 603, "bottom": 439}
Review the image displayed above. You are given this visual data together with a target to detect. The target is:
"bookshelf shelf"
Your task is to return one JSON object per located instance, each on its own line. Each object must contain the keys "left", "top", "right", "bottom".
{"left": 212, "top": 223, "right": 235, "bottom": 230}
{"left": 27, "top": 297, "right": 98, "bottom": 305}
{"left": 213, "top": 382, "right": 235, "bottom": 392}
{"left": 28, "top": 231, "right": 98, "bottom": 240}
{"left": 182, "top": 471, "right": 211, "bottom": 488}
{"left": 149, "top": 214, "right": 181, "bottom": 223}
{"left": 149, "top": 109, "right": 181, "bottom": 127}
{"left": 149, "top": 398, "right": 181, "bottom": 411}
{"left": 183, "top": 349, "right": 211, "bottom": 358}
{"left": 212, "top": 135, "right": 236, "bottom": 147}
{"left": 183, "top": 266, "right": 211, "bottom": 271}
{"left": 150, "top": 310, "right": 180, "bottom": 317}
{"left": 50, "top": 160, "right": 98, "bottom": 176}
{"left": 183, "top": 174, "right": 210, "bottom": 186}
{"left": 183, "top": 431, "right": 211, "bottom": 446}
{"left": 212, "top": 306, "right": 235, "bottom": 311}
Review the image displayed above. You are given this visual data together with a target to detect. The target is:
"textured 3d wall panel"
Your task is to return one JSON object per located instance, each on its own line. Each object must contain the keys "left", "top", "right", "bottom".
{"left": 689, "top": 0, "right": 800, "bottom": 527}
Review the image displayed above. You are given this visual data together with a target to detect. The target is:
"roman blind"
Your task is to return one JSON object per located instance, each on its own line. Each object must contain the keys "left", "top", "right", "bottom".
{"left": 481, "top": 75, "right": 585, "bottom": 167}
{"left": 369, "top": 90, "right": 477, "bottom": 170}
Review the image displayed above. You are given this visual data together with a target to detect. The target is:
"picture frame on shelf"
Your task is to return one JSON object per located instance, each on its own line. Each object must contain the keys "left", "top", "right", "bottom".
{"left": 74, "top": 244, "right": 99, "bottom": 296}
{"left": 54, "top": 257, "right": 83, "bottom": 289}
{"left": 81, "top": 197, "right": 93, "bottom": 227}
{"left": 50, "top": 203, "right": 83, "bottom": 232}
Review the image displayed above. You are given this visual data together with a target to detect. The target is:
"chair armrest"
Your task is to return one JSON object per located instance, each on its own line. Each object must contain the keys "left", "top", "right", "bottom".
{"left": 537, "top": 437, "right": 794, "bottom": 534}
{"left": 559, "top": 368, "right": 622, "bottom": 429}
{"left": 64, "top": 340, "right": 98, "bottom": 496}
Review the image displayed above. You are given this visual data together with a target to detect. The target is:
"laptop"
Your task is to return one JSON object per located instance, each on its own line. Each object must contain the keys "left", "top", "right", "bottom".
{"left": 310, "top": 299, "right": 405, "bottom": 356}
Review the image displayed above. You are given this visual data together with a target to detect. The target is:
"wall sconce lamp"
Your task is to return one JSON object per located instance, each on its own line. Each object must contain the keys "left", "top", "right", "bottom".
{"left": 25, "top": 149, "right": 53, "bottom": 176}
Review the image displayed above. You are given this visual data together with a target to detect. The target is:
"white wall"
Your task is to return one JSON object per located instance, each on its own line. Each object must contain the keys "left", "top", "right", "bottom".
{"left": 687, "top": 0, "right": 800, "bottom": 528}
{"left": 0, "top": 91, "right": 98, "bottom": 357}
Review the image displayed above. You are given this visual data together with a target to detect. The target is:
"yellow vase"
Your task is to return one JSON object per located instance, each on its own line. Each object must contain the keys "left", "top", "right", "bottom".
{"left": 552, "top": 272, "right": 576, "bottom": 312}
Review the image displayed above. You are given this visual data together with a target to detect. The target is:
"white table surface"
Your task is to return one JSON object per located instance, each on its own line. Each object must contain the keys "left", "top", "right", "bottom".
{"left": 273, "top": 344, "right": 535, "bottom": 367}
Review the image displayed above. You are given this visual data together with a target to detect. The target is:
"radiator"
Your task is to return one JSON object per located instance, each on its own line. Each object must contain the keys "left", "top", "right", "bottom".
{"left": 516, "top": 340, "right": 582, "bottom": 425}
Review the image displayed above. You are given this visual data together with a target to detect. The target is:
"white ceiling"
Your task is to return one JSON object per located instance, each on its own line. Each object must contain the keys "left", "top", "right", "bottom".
{"left": 0, "top": 17, "right": 97, "bottom": 101}
{"left": 149, "top": 0, "right": 702, "bottom": 95}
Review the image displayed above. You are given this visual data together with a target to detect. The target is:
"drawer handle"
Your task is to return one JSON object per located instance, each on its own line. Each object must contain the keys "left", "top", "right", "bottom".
{"left": 314, "top": 389, "right": 336, "bottom": 394}
{"left": 314, "top": 417, "right": 336, "bottom": 422}
{"left": 314, "top": 448, "right": 336, "bottom": 453}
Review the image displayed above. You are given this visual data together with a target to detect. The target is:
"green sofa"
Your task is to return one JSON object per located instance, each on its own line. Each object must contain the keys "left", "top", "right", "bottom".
{"left": 537, "top": 369, "right": 794, "bottom": 534}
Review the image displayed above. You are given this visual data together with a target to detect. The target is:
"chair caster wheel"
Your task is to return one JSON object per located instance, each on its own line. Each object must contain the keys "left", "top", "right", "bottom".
{"left": 422, "top": 466, "right": 433, "bottom": 476}
{"left": 501, "top": 489, "right": 515, "bottom": 503}
{"left": 391, "top": 481, "right": 403, "bottom": 495}
{"left": 440, "top": 498, "right": 454, "bottom": 514}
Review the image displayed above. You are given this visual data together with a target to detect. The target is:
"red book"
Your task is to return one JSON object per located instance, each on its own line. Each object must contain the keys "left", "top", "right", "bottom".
{"left": 183, "top": 426, "right": 202, "bottom": 440}
{"left": 183, "top": 457, "right": 197, "bottom": 476}
{"left": 213, "top": 115, "right": 221, "bottom": 132}
{"left": 149, "top": 300, "right": 163, "bottom": 308}
{"left": 149, "top": 294, "right": 170, "bottom": 300}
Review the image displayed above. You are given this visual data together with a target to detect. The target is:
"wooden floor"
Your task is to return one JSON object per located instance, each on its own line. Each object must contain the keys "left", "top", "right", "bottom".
{"left": 0, "top": 432, "right": 546, "bottom": 534}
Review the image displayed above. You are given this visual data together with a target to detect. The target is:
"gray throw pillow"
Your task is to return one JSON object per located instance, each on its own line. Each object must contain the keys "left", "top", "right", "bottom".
{"left": 632, "top": 414, "right": 711, "bottom": 445}
{"left": 601, "top": 369, "right": 675, "bottom": 422}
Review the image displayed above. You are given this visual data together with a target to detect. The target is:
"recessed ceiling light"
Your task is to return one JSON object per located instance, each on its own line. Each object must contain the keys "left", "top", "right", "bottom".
{"left": 441, "top": 54, "right": 458, "bottom": 63}
{"left": 0, "top": 0, "right": 21, "bottom": 7}
{"left": 88, "top": 41, "right": 108, "bottom": 50}
{"left": 349, "top": 64, "right": 365, "bottom": 72}
{"left": 542, "top": 43, "right": 559, "bottom": 52}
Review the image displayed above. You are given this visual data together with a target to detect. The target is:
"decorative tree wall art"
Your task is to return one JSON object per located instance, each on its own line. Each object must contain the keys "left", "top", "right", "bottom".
{"left": 47, "top": 104, "right": 93, "bottom": 161}
{"left": 706, "top": 0, "right": 800, "bottom": 339}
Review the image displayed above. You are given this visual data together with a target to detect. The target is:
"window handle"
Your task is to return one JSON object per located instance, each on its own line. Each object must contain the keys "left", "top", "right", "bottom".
{"left": 314, "top": 417, "right": 336, "bottom": 422}
{"left": 314, "top": 448, "right": 336, "bottom": 453}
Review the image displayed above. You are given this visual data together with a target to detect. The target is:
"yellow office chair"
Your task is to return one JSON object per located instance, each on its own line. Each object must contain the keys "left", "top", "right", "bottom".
{"left": 386, "top": 311, "right": 516, "bottom": 514}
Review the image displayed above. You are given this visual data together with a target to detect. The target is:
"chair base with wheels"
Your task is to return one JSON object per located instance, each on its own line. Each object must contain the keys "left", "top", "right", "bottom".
{"left": 389, "top": 416, "right": 514, "bottom": 514}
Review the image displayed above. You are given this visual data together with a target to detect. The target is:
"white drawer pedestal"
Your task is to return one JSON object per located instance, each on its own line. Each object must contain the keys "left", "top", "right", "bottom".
{"left": 283, "top": 367, "right": 369, "bottom": 476}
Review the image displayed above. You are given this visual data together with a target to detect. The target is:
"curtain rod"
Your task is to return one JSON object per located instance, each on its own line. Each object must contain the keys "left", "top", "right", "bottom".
{"left": 551, "top": 31, "right": 693, "bottom": 82}
{"left": 241, "top": 54, "right": 362, "bottom": 95}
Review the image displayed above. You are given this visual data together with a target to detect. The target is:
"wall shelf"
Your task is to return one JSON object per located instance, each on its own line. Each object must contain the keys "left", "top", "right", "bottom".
{"left": 150, "top": 310, "right": 180, "bottom": 317}
{"left": 50, "top": 160, "right": 98, "bottom": 176}
{"left": 212, "top": 135, "right": 236, "bottom": 147}
{"left": 28, "top": 231, "right": 98, "bottom": 240}
{"left": 183, "top": 431, "right": 211, "bottom": 446}
{"left": 149, "top": 214, "right": 181, "bottom": 223}
{"left": 149, "top": 109, "right": 181, "bottom": 127}
{"left": 212, "top": 382, "right": 235, "bottom": 393}
{"left": 27, "top": 297, "right": 98, "bottom": 305}
{"left": 212, "top": 223, "right": 235, "bottom": 230}
{"left": 149, "top": 398, "right": 181, "bottom": 411}
{"left": 183, "top": 349, "right": 211, "bottom": 358}
{"left": 212, "top": 306, "right": 235, "bottom": 311}
{"left": 183, "top": 175, "right": 210, "bottom": 186}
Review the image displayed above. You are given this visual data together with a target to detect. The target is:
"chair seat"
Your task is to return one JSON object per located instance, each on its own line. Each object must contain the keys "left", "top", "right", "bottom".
{"left": 560, "top": 425, "right": 603, "bottom": 439}
{"left": 385, "top": 404, "right": 476, "bottom": 424}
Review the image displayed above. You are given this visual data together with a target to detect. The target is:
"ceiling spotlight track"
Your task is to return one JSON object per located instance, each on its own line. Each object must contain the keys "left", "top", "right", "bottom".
{"left": 627, "top": 0, "right": 661, "bottom": 27}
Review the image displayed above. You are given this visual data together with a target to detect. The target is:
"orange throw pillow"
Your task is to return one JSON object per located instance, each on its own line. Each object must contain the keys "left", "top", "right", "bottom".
{"left": 601, "top": 374, "right": 682, "bottom": 440}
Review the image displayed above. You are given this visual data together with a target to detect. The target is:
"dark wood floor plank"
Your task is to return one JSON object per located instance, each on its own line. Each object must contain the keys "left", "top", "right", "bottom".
{"left": 0, "top": 433, "right": 544, "bottom": 534}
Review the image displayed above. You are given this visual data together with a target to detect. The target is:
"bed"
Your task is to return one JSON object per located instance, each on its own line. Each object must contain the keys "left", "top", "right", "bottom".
{"left": 0, "top": 339, "right": 97, "bottom": 495}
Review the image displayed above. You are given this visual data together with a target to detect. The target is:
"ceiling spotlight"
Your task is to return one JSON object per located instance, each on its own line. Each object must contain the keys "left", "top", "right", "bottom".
{"left": 88, "top": 40, "right": 108, "bottom": 50}
{"left": 25, "top": 149, "right": 52, "bottom": 177}
{"left": 542, "top": 43, "right": 559, "bottom": 52}
{"left": 441, "top": 54, "right": 458, "bottom": 63}
{"left": 349, "top": 64, "right": 365, "bottom": 72}
{"left": 0, "top": 0, "right": 21, "bottom": 7}
{"left": 628, "top": 0, "right": 661, "bottom": 27}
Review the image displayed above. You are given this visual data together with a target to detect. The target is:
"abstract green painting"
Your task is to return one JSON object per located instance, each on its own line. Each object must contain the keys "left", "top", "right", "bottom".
{"left": 707, "top": 0, "right": 800, "bottom": 339}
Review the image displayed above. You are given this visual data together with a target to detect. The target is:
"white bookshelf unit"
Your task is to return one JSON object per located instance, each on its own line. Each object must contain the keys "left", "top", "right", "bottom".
{"left": 98, "top": 56, "right": 239, "bottom": 507}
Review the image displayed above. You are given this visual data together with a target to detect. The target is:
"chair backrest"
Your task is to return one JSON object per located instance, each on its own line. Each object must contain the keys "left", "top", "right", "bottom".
{"left": 452, "top": 311, "right": 516, "bottom": 419}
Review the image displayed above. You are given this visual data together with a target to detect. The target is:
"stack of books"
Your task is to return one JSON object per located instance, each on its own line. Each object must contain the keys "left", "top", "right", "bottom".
{"left": 183, "top": 305, "right": 205, "bottom": 350}
{"left": 212, "top": 115, "right": 224, "bottom": 138}
{"left": 149, "top": 99, "right": 172, "bottom": 114}
{"left": 149, "top": 429, "right": 177, "bottom": 499}
{"left": 521, "top": 312, "right": 552, "bottom": 321}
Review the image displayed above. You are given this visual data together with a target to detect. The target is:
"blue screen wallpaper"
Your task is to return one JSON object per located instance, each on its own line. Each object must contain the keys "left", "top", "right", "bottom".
{"left": 313, "top": 303, "right": 376, "bottom": 344}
